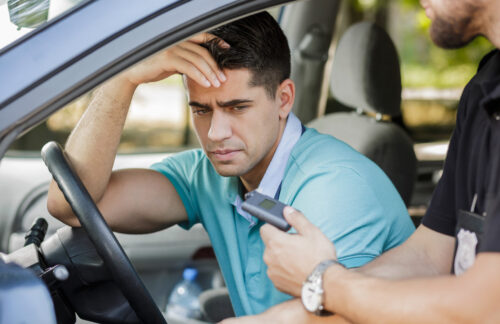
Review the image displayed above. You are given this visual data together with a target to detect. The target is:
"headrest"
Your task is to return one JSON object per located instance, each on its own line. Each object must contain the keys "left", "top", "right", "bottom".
{"left": 330, "top": 22, "right": 402, "bottom": 116}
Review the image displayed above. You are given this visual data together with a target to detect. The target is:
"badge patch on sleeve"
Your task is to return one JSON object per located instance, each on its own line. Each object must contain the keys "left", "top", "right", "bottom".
{"left": 454, "top": 228, "right": 478, "bottom": 275}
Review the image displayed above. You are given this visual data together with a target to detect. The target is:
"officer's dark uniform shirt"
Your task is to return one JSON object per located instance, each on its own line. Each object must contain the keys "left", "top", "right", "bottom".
{"left": 422, "top": 49, "right": 500, "bottom": 257}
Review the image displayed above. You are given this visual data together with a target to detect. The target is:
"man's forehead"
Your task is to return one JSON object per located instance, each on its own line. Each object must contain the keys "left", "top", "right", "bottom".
{"left": 185, "top": 68, "right": 264, "bottom": 101}
{"left": 185, "top": 68, "right": 253, "bottom": 85}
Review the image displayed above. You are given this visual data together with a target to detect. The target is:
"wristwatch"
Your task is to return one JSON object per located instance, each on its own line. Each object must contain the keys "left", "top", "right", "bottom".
{"left": 301, "top": 259, "right": 343, "bottom": 315}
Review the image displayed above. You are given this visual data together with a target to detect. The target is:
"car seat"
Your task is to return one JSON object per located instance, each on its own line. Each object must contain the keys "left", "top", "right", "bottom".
{"left": 307, "top": 21, "right": 417, "bottom": 206}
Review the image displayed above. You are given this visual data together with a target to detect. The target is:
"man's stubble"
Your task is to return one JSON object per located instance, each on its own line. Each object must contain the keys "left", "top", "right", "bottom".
{"left": 430, "top": 1, "right": 482, "bottom": 49}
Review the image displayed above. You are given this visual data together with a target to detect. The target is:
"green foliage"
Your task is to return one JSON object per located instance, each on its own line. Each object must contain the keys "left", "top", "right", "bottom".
{"left": 345, "top": 0, "right": 494, "bottom": 88}
{"left": 402, "top": 63, "right": 477, "bottom": 88}
{"left": 394, "top": 1, "right": 494, "bottom": 88}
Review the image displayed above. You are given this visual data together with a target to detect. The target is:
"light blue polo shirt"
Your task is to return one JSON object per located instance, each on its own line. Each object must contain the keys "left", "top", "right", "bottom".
{"left": 151, "top": 114, "right": 415, "bottom": 316}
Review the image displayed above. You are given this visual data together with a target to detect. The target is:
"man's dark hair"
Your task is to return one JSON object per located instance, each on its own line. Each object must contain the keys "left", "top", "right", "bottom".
{"left": 204, "top": 12, "right": 291, "bottom": 99}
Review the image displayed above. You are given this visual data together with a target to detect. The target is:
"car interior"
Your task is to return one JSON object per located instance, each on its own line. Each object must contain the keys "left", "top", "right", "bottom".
{"left": 308, "top": 21, "right": 417, "bottom": 208}
{"left": 0, "top": 0, "right": 448, "bottom": 323}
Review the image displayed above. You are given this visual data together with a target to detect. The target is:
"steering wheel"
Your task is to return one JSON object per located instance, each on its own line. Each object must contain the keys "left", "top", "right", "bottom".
{"left": 41, "top": 141, "right": 167, "bottom": 324}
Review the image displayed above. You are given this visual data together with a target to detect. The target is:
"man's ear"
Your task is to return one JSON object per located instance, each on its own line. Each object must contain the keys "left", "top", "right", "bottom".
{"left": 276, "top": 79, "right": 295, "bottom": 120}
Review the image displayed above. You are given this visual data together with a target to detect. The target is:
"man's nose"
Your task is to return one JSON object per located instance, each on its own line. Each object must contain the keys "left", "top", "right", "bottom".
{"left": 208, "top": 110, "right": 232, "bottom": 142}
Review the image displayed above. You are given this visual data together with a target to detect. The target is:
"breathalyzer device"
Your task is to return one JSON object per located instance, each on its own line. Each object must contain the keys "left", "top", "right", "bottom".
{"left": 242, "top": 190, "right": 291, "bottom": 231}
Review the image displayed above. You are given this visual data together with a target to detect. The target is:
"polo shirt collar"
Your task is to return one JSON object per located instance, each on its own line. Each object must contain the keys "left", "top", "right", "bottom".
{"left": 230, "top": 112, "right": 303, "bottom": 225}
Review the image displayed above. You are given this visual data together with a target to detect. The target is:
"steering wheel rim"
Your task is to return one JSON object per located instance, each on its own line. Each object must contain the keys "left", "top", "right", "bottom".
{"left": 41, "top": 141, "right": 167, "bottom": 324}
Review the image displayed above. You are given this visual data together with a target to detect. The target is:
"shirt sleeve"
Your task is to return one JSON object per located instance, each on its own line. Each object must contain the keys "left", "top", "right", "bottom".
{"left": 288, "top": 166, "right": 413, "bottom": 269}
{"left": 480, "top": 115, "right": 500, "bottom": 252}
{"left": 150, "top": 150, "right": 202, "bottom": 229}
{"left": 421, "top": 133, "right": 458, "bottom": 236}
{"left": 421, "top": 83, "right": 469, "bottom": 236}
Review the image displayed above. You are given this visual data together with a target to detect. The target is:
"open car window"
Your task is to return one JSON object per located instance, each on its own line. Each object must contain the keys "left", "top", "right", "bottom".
{"left": 8, "top": 76, "right": 197, "bottom": 154}
{"left": 4, "top": 4, "right": 284, "bottom": 155}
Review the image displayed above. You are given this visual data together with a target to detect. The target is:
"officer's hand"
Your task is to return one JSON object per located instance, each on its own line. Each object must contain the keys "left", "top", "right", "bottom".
{"left": 261, "top": 207, "right": 337, "bottom": 297}
{"left": 118, "top": 33, "right": 228, "bottom": 88}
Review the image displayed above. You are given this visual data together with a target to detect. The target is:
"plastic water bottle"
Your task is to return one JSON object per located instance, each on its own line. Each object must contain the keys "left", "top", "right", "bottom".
{"left": 166, "top": 268, "right": 203, "bottom": 320}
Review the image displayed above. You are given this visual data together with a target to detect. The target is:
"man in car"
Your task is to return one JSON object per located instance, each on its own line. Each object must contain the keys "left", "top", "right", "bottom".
{"left": 47, "top": 12, "right": 414, "bottom": 316}
{"left": 225, "top": 0, "right": 500, "bottom": 322}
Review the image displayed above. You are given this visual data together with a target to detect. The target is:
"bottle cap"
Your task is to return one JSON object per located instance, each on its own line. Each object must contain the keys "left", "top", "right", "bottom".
{"left": 183, "top": 268, "right": 198, "bottom": 281}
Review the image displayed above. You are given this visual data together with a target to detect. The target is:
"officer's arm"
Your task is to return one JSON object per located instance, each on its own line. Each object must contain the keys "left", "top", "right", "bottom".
{"left": 220, "top": 299, "right": 352, "bottom": 324}
{"left": 223, "top": 252, "right": 500, "bottom": 324}
{"left": 356, "top": 224, "right": 455, "bottom": 279}
{"left": 322, "top": 250, "right": 500, "bottom": 323}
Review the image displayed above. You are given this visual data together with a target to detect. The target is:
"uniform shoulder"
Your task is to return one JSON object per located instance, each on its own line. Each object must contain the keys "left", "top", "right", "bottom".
{"left": 477, "top": 49, "right": 499, "bottom": 71}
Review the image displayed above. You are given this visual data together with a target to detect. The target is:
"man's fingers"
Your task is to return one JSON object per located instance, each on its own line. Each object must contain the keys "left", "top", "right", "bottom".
{"left": 173, "top": 46, "right": 221, "bottom": 87}
{"left": 178, "top": 42, "right": 226, "bottom": 83}
{"left": 172, "top": 58, "right": 212, "bottom": 87}
{"left": 260, "top": 223, "right": 282, "bottom": 244}
{"left": 283, "top": 207, "right": 316, "bottom": 236}
{"left": 188, "top": 32, "right": 230, "bottom": 48}
{"left": 188, "top": 32, "right": 217, "bottom": 44}
{"left": 166, "top": 32, "right": 230, "bottom": 88}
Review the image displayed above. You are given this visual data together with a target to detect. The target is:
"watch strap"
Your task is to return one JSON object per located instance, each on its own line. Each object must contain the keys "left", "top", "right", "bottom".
{"left": 303, "top": 259, "right": 344, "bottom": 315}
{"left": 308, "top": 259, "right": 341, "bottom": 281}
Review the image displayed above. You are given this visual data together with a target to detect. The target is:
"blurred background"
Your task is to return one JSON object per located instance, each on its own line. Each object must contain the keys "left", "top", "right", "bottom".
{"left": 355, "top": 0, "right": 492, "bottom": 143}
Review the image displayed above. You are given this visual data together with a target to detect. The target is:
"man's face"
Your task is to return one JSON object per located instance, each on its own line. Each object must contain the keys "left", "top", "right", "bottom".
{"left": 420, "top": 0, "right": 483, "bottom": 48}
{"left": 186, "top": 69, "right": 289, "bottom": 184}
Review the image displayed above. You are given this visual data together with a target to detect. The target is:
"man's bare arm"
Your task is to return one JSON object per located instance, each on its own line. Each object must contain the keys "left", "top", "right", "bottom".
{"left": 47, "top": 78, "right": 141, "bottom": 228}
{"left": 46, "top": 80, "right": 189, "bottom": 233}
{"left": 323, "top": 253, "right": 500, "bottom": 324}
{"left": 47, "top": 33, "right": 227, "bottom": 232}
{"left": 220, "top": 299, "right": 352, "bottom": 324}
{"left": 356, "top": 224, "right": 455, "bottom": 279}
{"left": 235, "top": 254, "right": 500, "bottom": 324}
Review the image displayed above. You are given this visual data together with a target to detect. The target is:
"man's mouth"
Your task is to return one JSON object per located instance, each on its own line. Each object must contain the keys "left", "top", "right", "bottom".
{"left": 210, "top": 149, "right": 241, "bottom": 161}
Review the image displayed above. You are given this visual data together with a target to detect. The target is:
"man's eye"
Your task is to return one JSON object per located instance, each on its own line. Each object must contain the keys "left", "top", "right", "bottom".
{"left": 192, "top": 108, "right": 210, "bottom": 115}
{"left": 233, "top": 106, "right": 248, "bottom": 111}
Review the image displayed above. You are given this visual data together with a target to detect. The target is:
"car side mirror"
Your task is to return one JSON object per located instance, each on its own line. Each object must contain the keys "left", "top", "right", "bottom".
{"left": 7, "top": 0, "right": 50, "bottom": 30}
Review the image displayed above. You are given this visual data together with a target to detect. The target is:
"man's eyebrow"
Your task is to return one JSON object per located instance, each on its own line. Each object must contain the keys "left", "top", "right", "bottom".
{"left": 188, "top": 99, "right": 254, "bottom": 109}
{"left": 188, "top": 101, "right": 211, "bottom": 109}
{"left": 216, "top": 99, "right": 254, "bottom": 107}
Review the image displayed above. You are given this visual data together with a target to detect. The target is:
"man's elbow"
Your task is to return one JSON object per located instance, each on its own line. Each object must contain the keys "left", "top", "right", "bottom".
{"left": 46, "top": 181, "right": 80, "bottom": 227}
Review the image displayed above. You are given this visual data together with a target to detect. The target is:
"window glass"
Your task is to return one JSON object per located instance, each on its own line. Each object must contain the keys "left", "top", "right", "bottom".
{"left": 9, "top": 75, "right": 197, "bottom": 154}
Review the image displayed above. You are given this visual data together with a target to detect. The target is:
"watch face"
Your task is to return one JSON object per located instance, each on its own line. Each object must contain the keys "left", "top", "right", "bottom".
{"left": 301, "top": 282, "right": 322, "bottom": 312}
